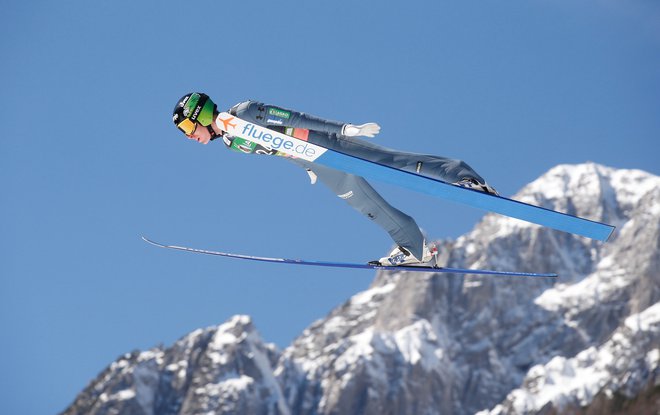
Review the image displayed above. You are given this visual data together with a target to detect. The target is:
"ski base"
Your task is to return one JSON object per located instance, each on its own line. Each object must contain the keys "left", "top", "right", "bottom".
{"left": 143, "top": 237, "right": 558, "bottom": 278}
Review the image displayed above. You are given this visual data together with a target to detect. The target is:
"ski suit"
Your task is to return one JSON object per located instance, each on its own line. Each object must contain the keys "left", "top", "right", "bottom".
{"left": 220, "top": 101, "right": 485, "bottom": 260}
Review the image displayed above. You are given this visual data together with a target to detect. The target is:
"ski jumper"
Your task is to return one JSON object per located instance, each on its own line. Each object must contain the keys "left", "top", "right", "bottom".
{"left": 221, "top": 101, "right": 486, "bottom": 260}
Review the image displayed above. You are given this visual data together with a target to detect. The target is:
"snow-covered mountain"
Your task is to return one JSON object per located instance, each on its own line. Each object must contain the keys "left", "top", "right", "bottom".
{"left": 62, "top": 163, "right": 660, "bottom": 415}
{"left": 64, "top": 316, "right": 288, "bottom": 415}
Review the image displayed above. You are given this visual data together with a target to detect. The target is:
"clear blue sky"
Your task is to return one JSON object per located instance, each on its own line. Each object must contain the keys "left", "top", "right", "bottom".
{"left": 2, "top": 1, "right": 659, "bottom": 413}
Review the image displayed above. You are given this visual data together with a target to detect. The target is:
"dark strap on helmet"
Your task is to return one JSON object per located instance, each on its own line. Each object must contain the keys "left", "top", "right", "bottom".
{"left": 208, "top": 124, "right": 221, "bottom": 141}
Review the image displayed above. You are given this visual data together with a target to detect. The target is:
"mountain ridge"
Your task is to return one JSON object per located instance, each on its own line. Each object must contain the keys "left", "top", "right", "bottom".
{"left": 62, "top": 163, "right": 660, "bottom": 415}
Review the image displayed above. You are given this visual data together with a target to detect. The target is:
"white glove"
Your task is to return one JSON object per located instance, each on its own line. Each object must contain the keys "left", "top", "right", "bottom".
{"left": 306, "top": 168, "right": 318, "bottom": 185}
{"left": 342, "top": 122, "right": 381, "bottom": 138}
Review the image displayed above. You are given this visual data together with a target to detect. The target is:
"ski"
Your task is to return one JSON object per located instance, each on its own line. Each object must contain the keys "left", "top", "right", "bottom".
{"left": 216, "top": 112, "right": 615, "bottom": 242}
{"left": 142, "top": 237, "right": 558, "bottom": 278}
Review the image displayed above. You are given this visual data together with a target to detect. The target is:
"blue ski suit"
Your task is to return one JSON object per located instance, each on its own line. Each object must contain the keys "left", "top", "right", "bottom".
{"left": 221, "top": 101, "right": 486, "bottom": 260}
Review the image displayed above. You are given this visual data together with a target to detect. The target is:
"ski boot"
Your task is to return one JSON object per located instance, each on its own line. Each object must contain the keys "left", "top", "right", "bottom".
{"left": 454, "top": 177, "right": 499, "bottom": 196}
{"left": 370, "top": 242, "right": 438, "bottom": 267}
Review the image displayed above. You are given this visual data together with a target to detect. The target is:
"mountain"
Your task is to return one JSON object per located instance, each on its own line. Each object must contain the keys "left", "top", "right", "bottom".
{"left": 63, "top": 315, "right": 288, "bottom": 415}
{"left": 62, "top": 163, "right": 660, "bottom": 415}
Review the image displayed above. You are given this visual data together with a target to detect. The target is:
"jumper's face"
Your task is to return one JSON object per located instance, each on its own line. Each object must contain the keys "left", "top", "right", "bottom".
{"left": 186, "top": 123, "right": 212, "bottom": 145}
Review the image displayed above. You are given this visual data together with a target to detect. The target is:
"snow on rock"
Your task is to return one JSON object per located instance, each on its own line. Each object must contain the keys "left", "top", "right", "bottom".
{"left": 484, "top": 303, "right": 660, "bottom": 414}
{"left": 350, "top": 282, "right": 396, "bottom": 306}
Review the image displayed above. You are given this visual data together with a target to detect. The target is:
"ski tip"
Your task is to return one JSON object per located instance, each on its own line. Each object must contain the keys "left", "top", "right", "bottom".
{"left": 141, "top": 236, "right": 165, "bottom": 248}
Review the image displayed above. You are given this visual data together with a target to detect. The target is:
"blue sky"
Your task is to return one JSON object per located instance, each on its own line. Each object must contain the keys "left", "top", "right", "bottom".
{"left": 2, "top": 0, "right": 659, "bottom": 413}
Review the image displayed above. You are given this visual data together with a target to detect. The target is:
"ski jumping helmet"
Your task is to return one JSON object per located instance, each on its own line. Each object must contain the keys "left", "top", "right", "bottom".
{"left": 172, "top": 92, "right": 219, "bottom": 138}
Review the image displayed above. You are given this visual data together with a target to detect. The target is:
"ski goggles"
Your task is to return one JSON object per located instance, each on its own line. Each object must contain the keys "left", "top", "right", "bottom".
{"left": 176, "top": 118, "right": 198, "bottom": 136}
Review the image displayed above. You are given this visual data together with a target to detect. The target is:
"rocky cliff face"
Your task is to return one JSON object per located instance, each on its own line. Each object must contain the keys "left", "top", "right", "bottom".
{"left": 63, "top": 163, "right": 660, "bottom": 415}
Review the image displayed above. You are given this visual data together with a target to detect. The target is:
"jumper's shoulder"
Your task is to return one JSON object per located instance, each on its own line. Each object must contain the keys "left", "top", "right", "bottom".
{"left": 228, "top": 100, "right": 255, "bottom": 116}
